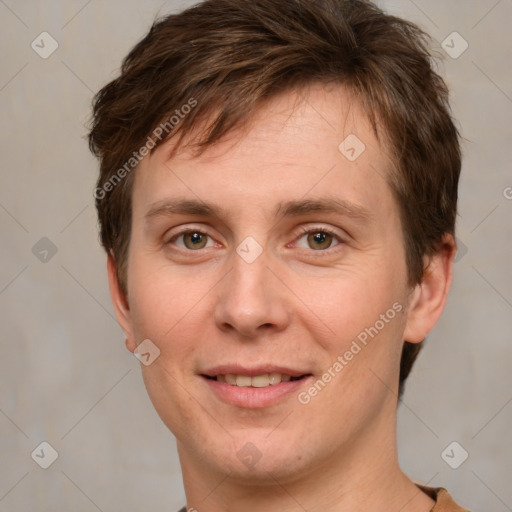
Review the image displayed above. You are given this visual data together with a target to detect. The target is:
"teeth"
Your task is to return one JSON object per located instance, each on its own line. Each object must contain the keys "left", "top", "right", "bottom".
{"left": 236, "top": 375, "right": 252, "bottom": 387}
{"left": 269, "top": 372, "right": 281, "bottom": 385}
{"left": 225, "top": 374, "right": 237, "bottom": 385}
{"left": 216, "top": 373, "right": 295, "bottom": 387}
{"left": 251, "top": 375, "right": 270, "bottom": 388}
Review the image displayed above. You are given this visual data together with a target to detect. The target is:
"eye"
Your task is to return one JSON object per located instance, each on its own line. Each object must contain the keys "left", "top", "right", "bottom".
{"left": 166, "top": 226, "right": 344, "bottom": 253}
{"left": 295, "top": 227, "right": 343, "bottom": 251}
{"left": 169, "top": 230, "right": 215, "bottom": 250}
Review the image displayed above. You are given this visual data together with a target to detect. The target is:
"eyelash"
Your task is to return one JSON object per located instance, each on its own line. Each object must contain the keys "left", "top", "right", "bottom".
{"left": 166, "top": 226, "right": 345, "bottom": 254}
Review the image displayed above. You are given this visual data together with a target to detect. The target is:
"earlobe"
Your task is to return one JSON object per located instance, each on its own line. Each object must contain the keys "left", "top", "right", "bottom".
{"left": 107, "top": 254, "right": 137, "bottom": 353}
{"left": 403, "top": 234, "right": 456, "bottom": 344}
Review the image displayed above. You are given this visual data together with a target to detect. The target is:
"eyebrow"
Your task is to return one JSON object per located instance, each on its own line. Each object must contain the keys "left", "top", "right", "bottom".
{"left": 145, "top": 197, "right": 373, "bottom": 223}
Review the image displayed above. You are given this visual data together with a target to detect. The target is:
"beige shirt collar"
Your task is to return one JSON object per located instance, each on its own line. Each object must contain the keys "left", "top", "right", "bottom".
{"left": 417, "top": 485, "right": 470, "bottom": 512}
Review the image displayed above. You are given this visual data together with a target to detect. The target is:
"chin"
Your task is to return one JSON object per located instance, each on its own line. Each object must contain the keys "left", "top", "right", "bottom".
{"left": 224, "top": 454, "right": 309, "bottom": 486}
{"left": 203, "top": 430, "right": 315, "bottom": 484}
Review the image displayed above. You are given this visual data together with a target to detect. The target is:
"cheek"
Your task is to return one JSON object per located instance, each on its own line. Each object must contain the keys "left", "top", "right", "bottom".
{"left": 127, "top": 261, "right": 210, "bottom": 433}
{"left": 294, "top": 263, "right": 408, "bottom": 400}
{"left": 295, "top": 296, "right": 407, "bottom": 432}
{"left": 127, "top": 253, "right": 204, "bottom": 341}
{"left": 296, "top": 267, "right": 404, "bottom": 344}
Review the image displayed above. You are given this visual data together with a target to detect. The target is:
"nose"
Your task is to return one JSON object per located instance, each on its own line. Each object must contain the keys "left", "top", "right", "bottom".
{"left": 213, "top": 248, "right": 291, "bottom": 339}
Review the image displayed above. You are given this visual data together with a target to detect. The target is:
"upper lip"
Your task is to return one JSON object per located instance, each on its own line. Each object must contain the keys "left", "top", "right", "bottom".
{"left": 201, "top": 365, "right": 311, "bottom": 378}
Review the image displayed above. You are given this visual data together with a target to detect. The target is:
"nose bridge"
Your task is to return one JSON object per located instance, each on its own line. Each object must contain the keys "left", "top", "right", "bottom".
{"left": 213, "top": 244, "right": 288, "bottom": 337}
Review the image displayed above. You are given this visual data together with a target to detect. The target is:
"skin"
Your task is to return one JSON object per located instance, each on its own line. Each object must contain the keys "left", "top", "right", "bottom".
{"left": 108, "top": 83, "right": 455, "bottom": 512}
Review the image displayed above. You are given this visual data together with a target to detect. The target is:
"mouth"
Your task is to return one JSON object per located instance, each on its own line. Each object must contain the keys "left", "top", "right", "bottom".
{"left": 200, "top": 366, "right": 313, "bottom": 408}
{"left": 202, "top": 373, "right": 311, "bottom": 388}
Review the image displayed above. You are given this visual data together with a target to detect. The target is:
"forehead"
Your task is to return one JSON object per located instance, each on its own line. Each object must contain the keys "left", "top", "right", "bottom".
{"left": 132, "top": 83, "right": 396, "bottom": 223}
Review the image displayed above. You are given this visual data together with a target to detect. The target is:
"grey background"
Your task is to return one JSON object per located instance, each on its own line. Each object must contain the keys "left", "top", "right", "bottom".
{"left": 0, "top": 1, "right": 511, "bottom": 510}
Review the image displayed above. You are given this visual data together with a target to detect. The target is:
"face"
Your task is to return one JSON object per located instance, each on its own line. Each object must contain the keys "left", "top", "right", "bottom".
{"left": 110, "top": 83, "right": 447, "bottom": 484}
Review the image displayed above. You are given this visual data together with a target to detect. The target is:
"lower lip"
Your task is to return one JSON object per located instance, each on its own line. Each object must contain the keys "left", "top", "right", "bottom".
{"left": 202, "top": 376, "right": 312, "bottom": 408}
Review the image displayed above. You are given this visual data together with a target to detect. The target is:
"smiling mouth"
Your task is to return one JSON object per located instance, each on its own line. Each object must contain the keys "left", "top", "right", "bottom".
{"left": 202, "top": 373, "right": 311, "bottom": 388}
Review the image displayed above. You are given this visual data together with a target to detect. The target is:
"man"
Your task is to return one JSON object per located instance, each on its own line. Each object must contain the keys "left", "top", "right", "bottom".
{"left": 88, "top": 0, "right": 469, "bottom": 510}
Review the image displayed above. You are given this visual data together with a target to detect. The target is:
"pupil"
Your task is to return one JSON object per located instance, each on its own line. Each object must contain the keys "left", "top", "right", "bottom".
{"left": 308, "top": 232, "right": 331, "bottom": 250}
{"left": 191, "top": 233, "right": 202, "bottom": 244}
{"left": 185, "top": 232, "right": 206, "bottom": 249}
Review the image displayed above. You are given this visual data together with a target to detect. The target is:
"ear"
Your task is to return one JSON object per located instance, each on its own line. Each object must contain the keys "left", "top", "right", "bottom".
{"left": 403, "top": 234, "right": 456, "bottom": 343}
{"left": 107, "top": 254, "right": 137, "bottom": 353}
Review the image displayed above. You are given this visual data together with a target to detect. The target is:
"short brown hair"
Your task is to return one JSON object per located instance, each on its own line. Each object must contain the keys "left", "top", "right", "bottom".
{"left": 88, "top": 0, "right": 461, "bottom": 396}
